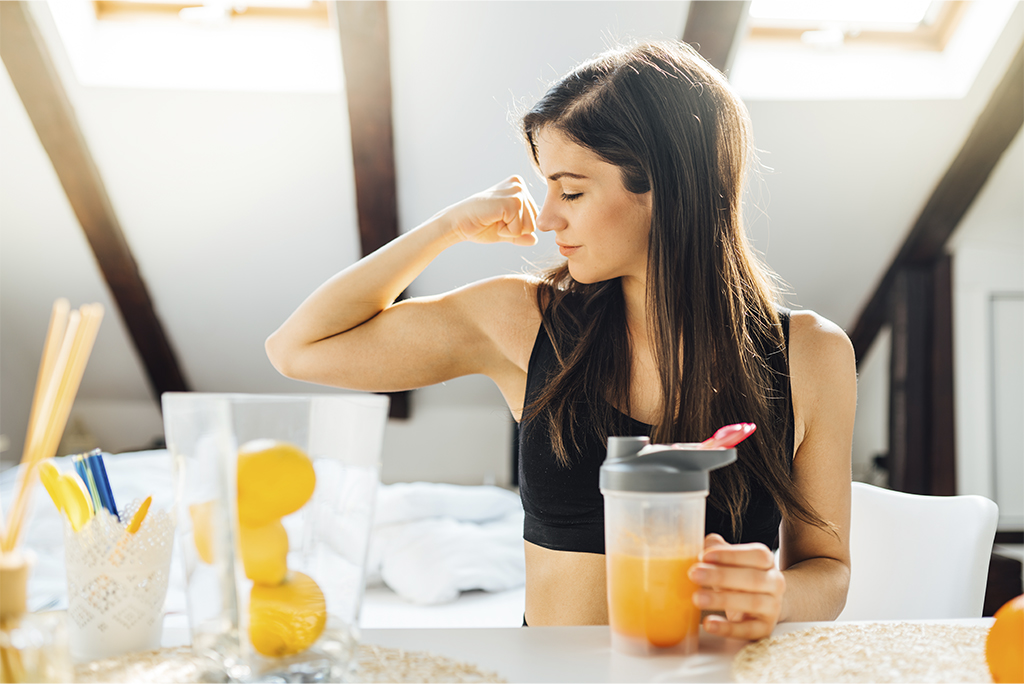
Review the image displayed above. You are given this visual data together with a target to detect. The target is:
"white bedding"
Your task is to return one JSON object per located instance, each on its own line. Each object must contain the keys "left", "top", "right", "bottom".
{"left": 0, "top": 449, "right": 525, "bottom": 630}
{"left": 368, "top": 481, "right": 525, "bottom": 605}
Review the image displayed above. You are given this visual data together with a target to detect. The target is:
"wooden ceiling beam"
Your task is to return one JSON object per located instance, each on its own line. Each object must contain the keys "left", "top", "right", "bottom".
{"left": 682, "top": 1, "right": 751, "bottom": 74}
{"left": 849, "top": 41, "right": 1024, "bottom": 363}
{"left": 0, "top": 1, "right": 190, "bottom": 398}
{"left": 335, "top": 1, "right": 399, "bottom": 257}
{"left": 334, "top": 1, "right": 408, "bottom": 418}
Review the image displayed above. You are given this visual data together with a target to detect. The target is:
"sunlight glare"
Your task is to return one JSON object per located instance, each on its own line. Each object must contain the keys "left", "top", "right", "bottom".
{"left": 749, "top": 0, "right": 934, "bottom": 26}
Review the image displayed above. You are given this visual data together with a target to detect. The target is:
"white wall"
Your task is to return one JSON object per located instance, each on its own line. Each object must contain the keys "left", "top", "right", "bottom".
{"left": 990, "top": 295, "right": 1023, "bottom": 529}
{"left": 0, "top": 309, "right": 37, "bottom": 464}
{"left": 851, "top": 326, "right": 890, "bottom": 486}
{"left": 947, "top": 130, "right": 1024, "bottom": 526}
{"left": 379, "top": 376, "right": 514, "bottom": 486}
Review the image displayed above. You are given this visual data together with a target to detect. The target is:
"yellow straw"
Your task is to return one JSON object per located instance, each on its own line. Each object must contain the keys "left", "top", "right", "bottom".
{"left": 1, "top": 309, "right": 79, "bottom": 552}
{"left": 2, "top": 303, "right": 103, "bottom": 552}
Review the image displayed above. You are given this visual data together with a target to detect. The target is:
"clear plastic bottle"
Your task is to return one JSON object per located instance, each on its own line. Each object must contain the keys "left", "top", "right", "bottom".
{"left": 600, "top": 437, "right": 735, "bottom": 656}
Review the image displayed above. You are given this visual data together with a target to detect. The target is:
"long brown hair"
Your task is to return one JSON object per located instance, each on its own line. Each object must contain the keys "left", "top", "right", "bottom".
{"left": 521, "top": 41, "right": 830, "bottom": 538}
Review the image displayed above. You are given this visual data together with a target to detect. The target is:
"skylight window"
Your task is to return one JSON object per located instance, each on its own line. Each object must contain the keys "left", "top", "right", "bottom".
{"left": 45, "top": 0, "right": 340, "bottom": 92}
{"left": 92, "top": 1, "right": 330, "bottom": 27}
{"left": 731, "top": 0, "right": 1017, "bottom": 100}
{"left": 746, "top": 0, "right": 967, "bottom": 51}
{"left": 749, "top": 0, "right": 935, "bottom": 28}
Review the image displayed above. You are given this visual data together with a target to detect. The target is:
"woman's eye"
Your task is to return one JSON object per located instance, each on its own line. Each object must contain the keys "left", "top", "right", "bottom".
{"left": 561, "top": 192, "right": 582, "bottom": 202}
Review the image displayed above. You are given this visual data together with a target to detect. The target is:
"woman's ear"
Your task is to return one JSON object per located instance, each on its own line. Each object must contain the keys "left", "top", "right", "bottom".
{"left": 634, "top": 189, "right": 653, "bottom": 223}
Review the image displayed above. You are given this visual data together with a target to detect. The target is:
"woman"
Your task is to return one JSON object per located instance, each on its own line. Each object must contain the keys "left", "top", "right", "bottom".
{"left": 266, "top": 40, "right": 855, "bottom": 639}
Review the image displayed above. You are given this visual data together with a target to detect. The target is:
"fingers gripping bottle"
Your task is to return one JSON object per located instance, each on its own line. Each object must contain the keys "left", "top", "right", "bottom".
{"left": 600, "top": 436, "right": 736, "bottom": 656}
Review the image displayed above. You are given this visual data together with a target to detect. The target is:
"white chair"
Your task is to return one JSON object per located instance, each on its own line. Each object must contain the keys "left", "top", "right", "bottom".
{"left": 837, "top": 481, "right": 999, "bottom": 621}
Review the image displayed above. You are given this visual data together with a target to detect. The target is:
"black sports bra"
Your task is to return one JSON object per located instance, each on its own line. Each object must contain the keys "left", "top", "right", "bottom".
{"left": 517, "top": 304, "right": 795, "bottom": 555}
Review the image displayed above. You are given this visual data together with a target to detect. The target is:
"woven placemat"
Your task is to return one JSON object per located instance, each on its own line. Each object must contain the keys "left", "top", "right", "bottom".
{"left": 74, "top": 643, "right": 506, "bottom": 683}
{"left": 357, "top": 643, "right": 505, "bottom": 683}
{"left": 733, "top": 623, "right": 992, "bottom": 683}
{"left": 74, "top": 646, "right": 221, "bottom": 683}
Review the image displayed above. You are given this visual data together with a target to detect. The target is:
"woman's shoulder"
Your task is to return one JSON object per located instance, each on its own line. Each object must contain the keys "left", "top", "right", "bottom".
{"left": 448, "top": 274, "right": 544, "bottom": 370}
{"left": 787, "top": 309, "right": 848, "bottom": 343}
{"left": 786, "top": 309, "right": 856, "bottom": 421}
{"left": 787, "top": 310, "right": 854, "bottom": 371}
{"left": 784, "top": 310, "right": 856, "bottom": 455}
{"left": 451, "top": 274, "right": 543, "bottom": 312}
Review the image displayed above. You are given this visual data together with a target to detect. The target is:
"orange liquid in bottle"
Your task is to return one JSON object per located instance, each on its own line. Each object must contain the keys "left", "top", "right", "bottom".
{"left": 608, "top": 553, "right": 700, "bottom": 648}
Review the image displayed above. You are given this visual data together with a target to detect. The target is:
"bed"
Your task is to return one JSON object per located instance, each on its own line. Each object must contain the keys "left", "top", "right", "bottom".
{"left": 0, "top": 449, "right": 526, "bottom": 634}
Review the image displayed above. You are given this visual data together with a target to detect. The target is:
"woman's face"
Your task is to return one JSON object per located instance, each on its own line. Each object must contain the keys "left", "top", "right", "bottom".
{"left": 533, "top": 127, "right": 652, "bottom": 286}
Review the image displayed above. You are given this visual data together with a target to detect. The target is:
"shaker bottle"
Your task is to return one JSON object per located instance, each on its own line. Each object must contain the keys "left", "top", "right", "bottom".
{"left": 600, "top": 436, "right": 736, "bottom": 656}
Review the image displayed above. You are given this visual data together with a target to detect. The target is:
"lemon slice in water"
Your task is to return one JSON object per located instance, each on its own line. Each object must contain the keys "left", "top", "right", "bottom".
{"left": 249, "top": 571, "right": 326, "bottom": 657}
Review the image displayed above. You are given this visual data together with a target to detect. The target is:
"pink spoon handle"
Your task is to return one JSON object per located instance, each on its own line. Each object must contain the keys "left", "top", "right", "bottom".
{"left": 700, "top": 423, "right": 757, "bottom": 449}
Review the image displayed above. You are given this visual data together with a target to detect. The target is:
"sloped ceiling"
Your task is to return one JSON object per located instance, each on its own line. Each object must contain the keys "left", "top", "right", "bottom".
{"left": 2, "top": 1, "right": 1023, "bottom": 467}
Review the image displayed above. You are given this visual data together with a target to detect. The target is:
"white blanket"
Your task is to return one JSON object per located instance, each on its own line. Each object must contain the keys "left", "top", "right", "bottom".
{"left": 368, "top": 482, "right": 525, "bottom": 605}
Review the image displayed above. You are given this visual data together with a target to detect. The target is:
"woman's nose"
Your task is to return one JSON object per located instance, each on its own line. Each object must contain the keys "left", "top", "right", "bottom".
{"left": 535, "top": 194, "right": 564, "bottom": 233}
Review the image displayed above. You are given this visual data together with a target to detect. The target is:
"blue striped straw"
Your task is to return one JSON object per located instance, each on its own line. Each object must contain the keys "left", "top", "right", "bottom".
{"left": 73, "top": 454, "right": 103, "bottom": 518}
{"left": 86, "top": 450, "right": 119, "bottom": 522}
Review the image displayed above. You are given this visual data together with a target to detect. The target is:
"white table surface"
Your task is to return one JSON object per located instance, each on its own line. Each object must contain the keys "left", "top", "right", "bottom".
{"left": 360, "top": 618, "right": 994, "bottom": 683}
{"left": 161, "top": 616, "right": 993, "bottom": 683}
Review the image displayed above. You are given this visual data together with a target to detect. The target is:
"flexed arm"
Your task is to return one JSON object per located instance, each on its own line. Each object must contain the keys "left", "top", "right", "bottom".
{"left": 265, "top": 176, "right": 539, "bottom": 392}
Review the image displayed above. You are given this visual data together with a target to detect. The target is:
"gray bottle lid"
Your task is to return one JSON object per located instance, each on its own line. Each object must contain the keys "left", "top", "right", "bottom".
{"left": 599, "top": 436, "right": 737, "bottom": 493}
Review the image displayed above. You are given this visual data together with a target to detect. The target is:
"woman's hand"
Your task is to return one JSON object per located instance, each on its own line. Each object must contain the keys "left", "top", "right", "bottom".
{"left": 688, "top": 533, "right": 786, "bottom": 641}
{"left": 442, "top": 175, "right": 539, "bottom": 246}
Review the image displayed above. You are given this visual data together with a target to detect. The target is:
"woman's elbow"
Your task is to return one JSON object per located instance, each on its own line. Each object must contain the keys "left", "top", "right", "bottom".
{"left": 832, "top": 559, "right": 851, "bottom": 619}
{"left": 265, "top": 330, "right": 302, "bottom": 379}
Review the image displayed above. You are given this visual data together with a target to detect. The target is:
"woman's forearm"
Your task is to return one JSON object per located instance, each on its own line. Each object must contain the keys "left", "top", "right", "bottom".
{"left": 779, "top": 557, "right": 851, "bottom": 622}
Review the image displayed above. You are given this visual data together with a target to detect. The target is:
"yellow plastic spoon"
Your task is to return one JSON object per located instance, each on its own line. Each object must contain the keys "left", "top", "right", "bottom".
{"left": 63, "top": 473, "right": 93, "bottom": 530}
{"left": 57, "top": 471, "right": 93, "bottom": 532}
{"left": 38, "top": 461, "right": 64, "bottom": 511}
{"left": 38, "top": 461, "right": 92, "bottom": 532}
{"left": 127, "top": 496, "right": 152, "bottom": 534}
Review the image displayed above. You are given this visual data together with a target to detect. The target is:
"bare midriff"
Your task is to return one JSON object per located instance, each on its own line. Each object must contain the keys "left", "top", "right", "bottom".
{"left": 523, "top": 541, "right": 609, "bottom": 625}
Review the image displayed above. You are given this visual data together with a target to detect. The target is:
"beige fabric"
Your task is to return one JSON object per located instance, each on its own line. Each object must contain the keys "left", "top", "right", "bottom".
{"left": 74, "top": 643, "right": 506, "bottom": 683}
{"left": 733, "top": 622, "right": 991, "bottom": 683}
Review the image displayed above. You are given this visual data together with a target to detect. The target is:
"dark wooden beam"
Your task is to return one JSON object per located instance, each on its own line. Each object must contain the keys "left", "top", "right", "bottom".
{"left": 885, "top": 256, "right": 957, "bottom": 496}
{"left": 336, "top": 0, "right": 399, "bottom": 256}
{"left": 849, "top": 41, "right": 1024, "bottom": 363}
{"left": 888, "top": 267, "right": 933, "bottom": 495}
{"left": 334, "top": 1, "right": 408, "bottom": 418}
{"left": 682, "top": 1, "right": 750, "bottom": 74}
{"left": 929, "top": 255, "right": 956, "bottom": 496}
{"left": 0, "top": 1, "right": 190, "bottom": 399}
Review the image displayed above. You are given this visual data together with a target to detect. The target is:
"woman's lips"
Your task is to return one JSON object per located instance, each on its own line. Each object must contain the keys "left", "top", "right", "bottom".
{"left": 558, "top": 244, "right": 580, "bottom": 257}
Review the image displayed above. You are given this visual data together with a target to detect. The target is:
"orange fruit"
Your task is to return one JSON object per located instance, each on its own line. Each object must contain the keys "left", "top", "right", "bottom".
{"left": 237, "top": 440, "right": 316, "bottom": 527}
{"left": 988, "top": 594, "right": 1024, "bottom": 683}
{"left": 189, "top": 500, "right": 216, "bottom": 564}
{"left": 240, "top": 520, "right": 289, "bottom": 586}
{"left": 249, "top": 571, "right": 326, "bottom": 657}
